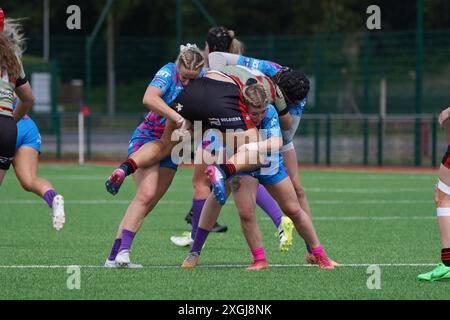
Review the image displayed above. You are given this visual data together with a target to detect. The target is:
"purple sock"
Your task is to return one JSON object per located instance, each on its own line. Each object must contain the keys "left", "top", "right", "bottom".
{"left": 190, "top": 227, "right": 210, "bottom": 254}
{"left": 119, "top": 229, "right": 136, "bottom": 252}
{"left": 305, "top": 242, "right": 312, "bottom": 254}
{"left": 43, "top": 189, "right": 57, "bottom": 208}
{"left": 191, "top": 199, "right": 206, "bottom": 239}
{"left": 108, "top": 238, "right": 122, "bottom": 261}
{"left": 256, "top": 185, "right": 283, "bottom": 227}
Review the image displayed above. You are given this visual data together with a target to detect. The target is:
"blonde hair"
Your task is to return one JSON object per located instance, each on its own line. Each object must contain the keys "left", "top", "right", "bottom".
{"left": 0, "top": 33, "right": 21, "bottom": 78}
{"left": 243, "top": 83, "right": 268, "bottom": 109}
{"left": 226, "top": 30, "right": 245, "bottom": 55}
{"left": 4, "top": 18, "right": 26, "bottom": 58}
{"left": 176, "top": 43, "right": 205, "bottom": 71}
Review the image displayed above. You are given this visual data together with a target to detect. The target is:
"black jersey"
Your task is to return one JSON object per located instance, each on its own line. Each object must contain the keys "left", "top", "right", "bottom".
{"left": 172, "top": 77, "right": 255, "bottom": 132}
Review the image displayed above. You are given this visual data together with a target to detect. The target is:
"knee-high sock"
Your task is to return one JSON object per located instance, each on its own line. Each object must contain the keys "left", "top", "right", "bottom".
{"left": 118, "top": 229, "right": 136, "bottom": 252}
{"left": 108, "top": 238, "right": 122, "bottom": 261}
{"left": 191, "top": 199, "right": 207, "bottom": 239}
{"left": 256, "top": 185, "right": 283, "bottom": 227}
{"left": 190, "top": 227, "right": 210, "bottom": 254}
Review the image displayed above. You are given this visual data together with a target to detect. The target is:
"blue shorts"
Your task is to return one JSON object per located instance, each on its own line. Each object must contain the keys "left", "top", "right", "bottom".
{"left": 16, "top": 118, "right": 42, "bottom": 153}
{"left": 128, "top": 130, "right": 177, "bottom": 171}
{"left": 236, "top": 164, "right": 288, "bottom": 186}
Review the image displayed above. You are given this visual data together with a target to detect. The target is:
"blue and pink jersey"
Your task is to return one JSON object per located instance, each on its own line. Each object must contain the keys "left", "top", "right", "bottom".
{"left": 129, "top": 63, "right": 206, "bottom": 157}
{"left": 237, "top": 55, "right": 307, "bottom": 116}
{"left": 132, "top": 63, "right": 206, "bottom": 143}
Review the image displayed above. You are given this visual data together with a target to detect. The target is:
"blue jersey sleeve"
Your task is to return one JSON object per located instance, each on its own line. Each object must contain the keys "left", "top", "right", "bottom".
{"left": 260, "top": 105, "right": 282, "bottom": 140}
{"left": 237, "top": 55, "right": 283, "bottom": 77}
{"left": 288, "top": 97, "right": 308, "bottom": 116}
{"left": 148, "top": 63, "right": 177, "bottom": 96}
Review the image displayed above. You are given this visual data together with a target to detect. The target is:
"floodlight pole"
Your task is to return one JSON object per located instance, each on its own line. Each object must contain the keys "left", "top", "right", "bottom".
{"left": 43, "top": 0, "right": 50, "bottom": 61}
{"left": 85, "top": 0, "right": 115, "bottom": 110}
{"left": 415, "top": 0, "right": 424, "bottom": 166}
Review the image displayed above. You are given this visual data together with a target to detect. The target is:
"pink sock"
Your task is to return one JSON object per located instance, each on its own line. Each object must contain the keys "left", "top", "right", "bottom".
{"left": 251, "top": 247, "right": 266, "bottom": 261}
{"left": 311, "top": 245, "right": 325, "bottom": 256}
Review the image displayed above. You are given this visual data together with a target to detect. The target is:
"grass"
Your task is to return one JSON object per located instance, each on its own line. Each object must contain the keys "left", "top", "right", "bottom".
{"left": 0, "top": 164, "right": 448, "bottom": 300}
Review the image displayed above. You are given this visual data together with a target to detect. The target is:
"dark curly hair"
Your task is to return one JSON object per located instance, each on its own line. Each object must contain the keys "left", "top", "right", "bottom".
{"left": 274, "top": 69, "right": 310, "bottom": 105}
{"left": 205, "top": 26, "right": 233, "bottom": 53}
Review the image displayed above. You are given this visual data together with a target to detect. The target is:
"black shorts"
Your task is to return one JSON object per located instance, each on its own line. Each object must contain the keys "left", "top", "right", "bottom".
{"left": 0, "top": 115, "right": 17, "bottom": 170}
{"left": 442, "top": 145, "right": 450, "bottom": 169}
{"left": 172, "top": 77, "right": 255, "bottom": 132}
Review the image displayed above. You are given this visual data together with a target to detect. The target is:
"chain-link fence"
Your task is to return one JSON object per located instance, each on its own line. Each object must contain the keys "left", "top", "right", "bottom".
{"left": 23, "top": 30, "right": 450, "bottom": 165}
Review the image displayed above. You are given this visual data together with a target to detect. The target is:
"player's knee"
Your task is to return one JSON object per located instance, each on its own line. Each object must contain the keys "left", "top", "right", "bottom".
{"left": 237, "top": 205, "right": 256, "bottom": 222}
{"left": 282, "top": 203, "right": 302, "bottom": 220}
{"left": 294, "top": 184, "right": 306, "bottom": 200}
{"left": 19, "top": 178, "right": 35, "bottom": 192}
{"left": 134, "top": 190, "right": 159, "bottom": 212}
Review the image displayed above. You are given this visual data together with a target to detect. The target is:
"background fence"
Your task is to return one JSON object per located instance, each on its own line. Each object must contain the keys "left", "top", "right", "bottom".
{"left": 23, "top": 30, "right": 450, "bottom": 166}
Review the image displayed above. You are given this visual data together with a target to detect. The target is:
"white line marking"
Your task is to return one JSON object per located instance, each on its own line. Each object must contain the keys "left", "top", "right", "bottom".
{"left": 261, "top": 216, "right": 434, "bottom": 221}
{"left": 0, "top": 199, "right": 433, "bottom": 205}
{"left": 0, "top": 263, "right": 437, "bottom": 269}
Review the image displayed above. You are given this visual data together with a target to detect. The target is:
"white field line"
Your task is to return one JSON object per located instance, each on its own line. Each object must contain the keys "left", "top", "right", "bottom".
{"left": 0, "top": 199, "right": 433, "bottom": 205}
{"left": 0, "top": 263, "right": 437, "bottom": 269}
{"left": 6, "top": 174, "right": 434, "bottom": 181}
{"left": 261, "top": 216, "right": 434, "bottom": 221}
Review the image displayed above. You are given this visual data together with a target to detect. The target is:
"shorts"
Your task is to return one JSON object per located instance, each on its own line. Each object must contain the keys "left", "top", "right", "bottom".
{"left": 442, "top": 145, "right": 450, "bottom": 169}
{"left": 128, "top": 129, "right": 177, "bottom": 171}
{"left": 16, "top": 118, "right": 42, "bottom": 153}
{"left": 236, "top": 163, "right": 288, "bottom": 186}
{"left": 172, "top": 77, "right": 255, "bottom": 132}
{"left": 0, "top": 115, "right": 17, "bottom": 170}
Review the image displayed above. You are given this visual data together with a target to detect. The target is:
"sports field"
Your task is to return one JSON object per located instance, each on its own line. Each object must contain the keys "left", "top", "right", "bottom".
{"left": 0, "top": 164, "right": 448, "bottom": 300}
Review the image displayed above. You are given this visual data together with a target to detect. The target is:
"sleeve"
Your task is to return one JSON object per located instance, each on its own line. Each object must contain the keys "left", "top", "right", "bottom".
{"left": 208, "top": 52, "right": 240, "bottom": 71}
{"left": 148, "top": 63, "right": 176, "bottom": 96}
{"left": 237, "top": 55, "right": 283, "bottom": 77}
{"left": 15, "top": 59, "right": 28, "bottom": 88}
{"left": 288, "top": 97, "right": 308, "bottom": 116}
{"left": 261, "top": 105, "right": 282, "bottom": 140}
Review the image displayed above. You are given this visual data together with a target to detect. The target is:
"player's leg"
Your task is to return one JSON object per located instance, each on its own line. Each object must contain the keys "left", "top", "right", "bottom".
{"left": 418, "top": 162, "right": 450, "bottom": 281}
{"left": 173, "top": 145, "right": 228, "bottom": 247}
{"left": 255, "top": 184, "right": 293, "bottom": 252}
{"left": 0, "top": 115, "right": 17, "bottom": 187}
{"left": 106, "top": 164, "right": 176, "bottom": 267}
{"left": 13, "top": 146, "right": 65, "bottom": 230}
{"left": 181, "top": 188, "right": 229, "bottom": 268}
{"left": 205, "top": 127, "right": 263, "bottom": 205}
{"left": 232, "top": 176, "right": 269, "bottom": 270}
{"left": 283, "top": 146, "right": 315, "bottom": 259}
{"left": 0, "top": 170, "right": 6, "bottom": 186}
{"left": 105, "top": 119, "right": 179, "bottom": 195}
{"left": 265, "top": 175, "right": 336, "bottom": 269}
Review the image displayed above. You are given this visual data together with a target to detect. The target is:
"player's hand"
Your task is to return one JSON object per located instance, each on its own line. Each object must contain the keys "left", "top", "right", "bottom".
{"left": 174, "top": 115, "right": 187, "bottom": 129}
{"left": 438, "top": 106, "right": 450, "bottom": 128}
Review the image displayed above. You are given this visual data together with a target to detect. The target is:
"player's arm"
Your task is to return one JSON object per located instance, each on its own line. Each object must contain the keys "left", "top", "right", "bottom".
{"left": 278, "top": 113, "right": 292, "bottom": 131}
{"left": 244, "top": 105, "right": 283, "bottom": 153}
{"left": 142, "top": 86, "right": 185, "bottom": 127}
{"left": 208, "top": 52, "right": 283, "bottom": 77}
{"left": 143, "top": 64, "right": 187, "bottom": 128}
{"left": 439, "top": 106, "right": 450, "bottom": 128}
{"left": 13, "top": 79, "right": 33, "bottom": 122}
